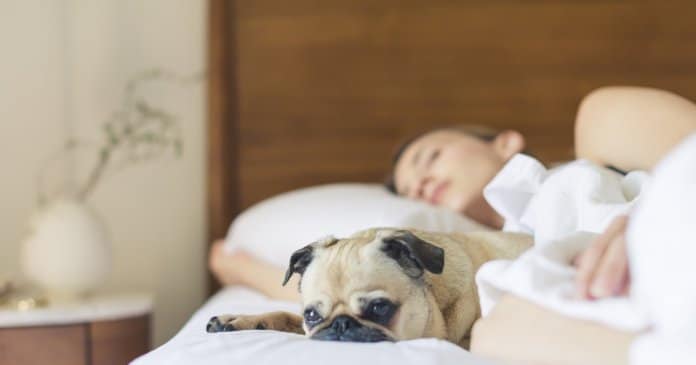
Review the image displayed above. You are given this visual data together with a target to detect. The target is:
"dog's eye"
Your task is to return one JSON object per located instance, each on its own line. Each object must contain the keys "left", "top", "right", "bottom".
{"left": 362, "top": 299, "right": 397, "bottom": 326}
{"left": 303, "top": 308, "right": 323, "bottom": 326}
{"left": 370, "top": 301, "right": 391, "bottom": 317}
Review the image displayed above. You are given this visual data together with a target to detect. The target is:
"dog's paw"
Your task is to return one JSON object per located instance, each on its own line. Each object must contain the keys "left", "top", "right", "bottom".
{"left": 206, "top": 315, "right": 237, "bottom": 333}
{"left": 206, "top": 315, "right": 268, "bottom": 333}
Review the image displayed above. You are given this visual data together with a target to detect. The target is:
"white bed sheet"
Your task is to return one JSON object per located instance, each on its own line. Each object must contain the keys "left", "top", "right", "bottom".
{"left": 132, "top": 286, "right": 496, "bottom": 365}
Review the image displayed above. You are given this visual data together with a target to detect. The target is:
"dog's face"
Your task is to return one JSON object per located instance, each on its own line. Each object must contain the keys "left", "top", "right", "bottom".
{"left": 282, "top": 228, "right": 444, "bottom": 343}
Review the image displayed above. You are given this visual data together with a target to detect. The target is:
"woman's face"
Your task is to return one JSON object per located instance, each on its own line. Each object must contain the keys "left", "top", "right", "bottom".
{"left": 393, "top": 130, "right": 523, "bottom": 224}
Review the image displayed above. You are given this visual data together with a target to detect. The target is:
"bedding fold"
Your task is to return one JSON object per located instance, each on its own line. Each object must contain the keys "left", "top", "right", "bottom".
{"left": 478, "top": 153, "right": 651, "bottom": 331}
{"left": 479, "top": 134, "right": 696, "bottom": 364}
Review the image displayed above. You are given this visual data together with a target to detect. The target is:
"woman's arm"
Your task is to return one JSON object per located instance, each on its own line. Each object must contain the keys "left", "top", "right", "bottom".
{"left": 575, "top": 86, "right": 696, "bottom": 171}
{"left": 574, "top": 87, "right": 696, "bottom": 299}
{"left": 474, "top": 87, "right": 694, "bottom": 365}
{"left": 209, "top": 240, "right": 301, "bottom": 302}
{"left": 471, "top": 295, "right": 637, "bottom": 365}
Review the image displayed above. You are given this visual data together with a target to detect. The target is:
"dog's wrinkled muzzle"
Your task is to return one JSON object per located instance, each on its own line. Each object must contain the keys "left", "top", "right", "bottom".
{"left": 311, "top": 315, "right": 393, "bottom": 343}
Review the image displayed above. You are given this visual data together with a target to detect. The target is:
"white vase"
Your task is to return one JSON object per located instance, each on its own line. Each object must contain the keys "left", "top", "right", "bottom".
{"left": 20, "top": 198, "right": 111, "bottom": 300}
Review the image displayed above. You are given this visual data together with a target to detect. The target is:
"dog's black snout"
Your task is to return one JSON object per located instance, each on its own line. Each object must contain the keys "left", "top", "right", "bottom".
{"left": 312, "top": 314, "right": 392, "bottom": 342}
{"left": 331, "top": 315, "right": 359, "bottom": 333}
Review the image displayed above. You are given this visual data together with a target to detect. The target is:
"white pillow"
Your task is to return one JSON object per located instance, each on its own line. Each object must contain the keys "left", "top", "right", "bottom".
{"left": 224, "top": 183, "right": 489, "bottom": 268}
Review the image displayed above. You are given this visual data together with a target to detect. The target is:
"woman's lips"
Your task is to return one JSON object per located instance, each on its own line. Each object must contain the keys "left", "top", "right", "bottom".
{"left": 428, "top": 181, "right": 449, "bottom": 205}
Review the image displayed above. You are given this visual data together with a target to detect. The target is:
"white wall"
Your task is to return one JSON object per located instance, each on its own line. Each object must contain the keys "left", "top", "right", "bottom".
{"left": 0, "top": 0, "right": 207, "bottom": 346}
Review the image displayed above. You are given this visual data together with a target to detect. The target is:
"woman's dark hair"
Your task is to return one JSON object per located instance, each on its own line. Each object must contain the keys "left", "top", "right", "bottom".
{"left": 384, "top": 125, "right": 501, "bottom": 194}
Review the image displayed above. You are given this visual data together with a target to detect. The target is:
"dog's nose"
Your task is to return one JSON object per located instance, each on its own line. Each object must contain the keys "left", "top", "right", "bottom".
{"left": 331, "top": 315, "right": 359, "bottom": 333}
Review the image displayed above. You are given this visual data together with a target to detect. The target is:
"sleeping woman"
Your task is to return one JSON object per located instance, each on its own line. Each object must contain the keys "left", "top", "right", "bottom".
{"left": 469, "top": 87, "right": 696, "bottom": 365}
{"left": 209, "top": 86, "right": 696, "bottom": 364}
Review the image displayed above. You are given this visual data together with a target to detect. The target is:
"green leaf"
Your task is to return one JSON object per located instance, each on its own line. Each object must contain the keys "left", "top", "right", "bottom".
{"left": 174, "top": 140, "right": 183, "bottom": 157}
{"left": 65, "top": 139, "right": 78, "bottom": 149}
{"left": 100, "top": 148, "right": 110, "bottom": 161}
{"left": 135, "top": 100, "right": 149, "bottom": 114}
{"left": 104, "top": 123, "right": 119, "bottom": 145}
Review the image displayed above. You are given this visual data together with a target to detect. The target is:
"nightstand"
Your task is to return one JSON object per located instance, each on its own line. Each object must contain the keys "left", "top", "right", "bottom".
{"left": 0, "top": 293, "right": 152, "bottom": 365}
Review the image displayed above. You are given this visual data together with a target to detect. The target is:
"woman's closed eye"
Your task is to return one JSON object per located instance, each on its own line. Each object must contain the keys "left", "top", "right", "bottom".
{"left": 397, "top": 147, "right": 440, "bottom": 197}
{"left": 427, "top": 149, "right": 441, "bottom": 166}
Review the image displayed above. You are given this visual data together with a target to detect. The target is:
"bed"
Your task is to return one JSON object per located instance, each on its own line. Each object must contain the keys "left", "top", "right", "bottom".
{"left": 135, "top": 1, "right": 696, "bottom": 364}
{"left": 133, "top": 287, "right": 494, "bottom": 365}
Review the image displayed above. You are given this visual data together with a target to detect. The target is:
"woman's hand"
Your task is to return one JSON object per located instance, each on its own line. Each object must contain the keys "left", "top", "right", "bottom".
{"left": 574, "top": 215, "right": 631, "bottom": 299}
{"left": 208, "top": 239, "right": 250, "bottom": 286}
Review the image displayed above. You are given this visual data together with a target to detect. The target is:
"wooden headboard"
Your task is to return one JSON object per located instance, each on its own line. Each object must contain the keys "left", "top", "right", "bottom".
{"left": 207, "top": 0, "right": 696, "bottom": 291}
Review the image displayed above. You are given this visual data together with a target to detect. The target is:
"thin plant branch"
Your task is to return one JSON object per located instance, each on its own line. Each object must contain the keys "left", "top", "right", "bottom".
{"left": 36, "top": 69, "right": 200, "bottom": 205}
{"left": 40, "top": 68, "right": 201, "bottom": 202}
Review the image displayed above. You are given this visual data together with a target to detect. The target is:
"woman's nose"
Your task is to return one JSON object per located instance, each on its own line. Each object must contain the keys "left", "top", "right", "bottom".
{"left": 413, "top": 176, "right": 433, "bottom": 200}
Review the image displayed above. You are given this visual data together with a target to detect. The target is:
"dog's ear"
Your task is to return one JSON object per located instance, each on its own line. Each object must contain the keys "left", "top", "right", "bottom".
{"left": 282, "top": 236, "right": 337, "bottom": 287}
{"left": 282, "top": 245, "right": 314, "bottom": 286}
{"left": 381, "top": 231, "right": 444, "bottom": 278}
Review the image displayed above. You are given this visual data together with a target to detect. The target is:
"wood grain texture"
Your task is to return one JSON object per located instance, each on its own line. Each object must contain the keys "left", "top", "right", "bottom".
{"left": 207, "top": 0, "right": 696, "bottom": 291}
{"left": 208, "top": 0, "right": 240, "bottom": 293}
{"left": 227, "top": 0, "right": 696, "bottom": 209}
{"left": 89, "top": 315, "right": 150, "bottom": 365}
{"left": 0, "top": 324, "right": 88, "bottom": 365}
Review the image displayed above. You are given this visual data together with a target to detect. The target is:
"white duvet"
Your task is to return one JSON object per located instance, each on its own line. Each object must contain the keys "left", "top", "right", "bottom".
{"left": 477, "top": 134, "right": 696, "bottom": 364}
{"left": 132, "top": 287, "right": 495, "bottom": 365}
{"left": 477, "top": 154, "right": 651, "bottom": 331}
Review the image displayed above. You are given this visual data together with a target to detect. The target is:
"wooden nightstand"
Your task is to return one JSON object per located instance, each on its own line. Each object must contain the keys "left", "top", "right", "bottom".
{"left": 0, "top": 294, "right": 152, "bottom": 365}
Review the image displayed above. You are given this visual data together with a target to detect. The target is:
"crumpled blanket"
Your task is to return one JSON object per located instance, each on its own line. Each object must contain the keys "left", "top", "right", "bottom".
{"left": 476, "top": 153, "right": 651, "bottom": 331}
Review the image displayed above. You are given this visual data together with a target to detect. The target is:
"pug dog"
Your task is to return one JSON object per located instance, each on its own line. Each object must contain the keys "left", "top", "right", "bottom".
{"left": 206, "top": 228, "right": 532, "bottom": 348}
